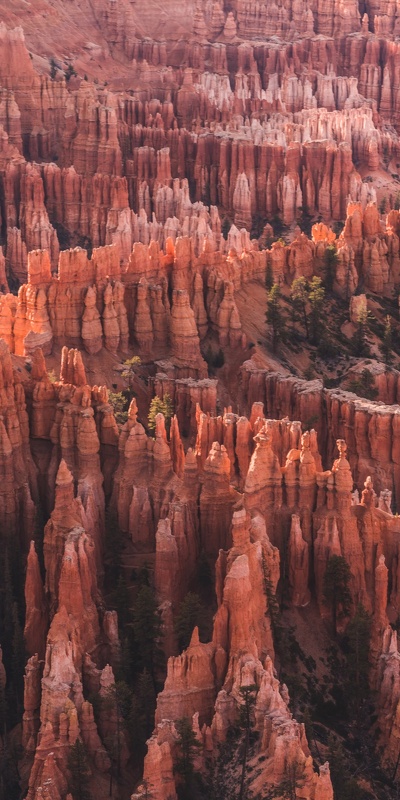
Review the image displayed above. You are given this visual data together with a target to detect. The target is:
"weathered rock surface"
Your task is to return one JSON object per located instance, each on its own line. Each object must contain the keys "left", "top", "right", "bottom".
{"left": 3, "top": 4, "right": 400, "bottom": 799}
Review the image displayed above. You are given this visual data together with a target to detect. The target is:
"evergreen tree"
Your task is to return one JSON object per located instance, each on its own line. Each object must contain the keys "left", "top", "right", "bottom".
{"left": 136, "top": 669, "right": 156, "bottom": 740}
{"left": 266, "top": 283, "right": 286, "bottom": 352}
{"left": 108, "top": 391, "right": 129, "bottom": 425}
{"left": 136, "top": 562, "right": 151, "bottom": 588}
{"left": 174, "top": 593, "right": 205, "bottom": 650}
{"left": 263, "top": 570, "right": 282, "bottom": 639}
{"left": 11, "top": 602, "right": 25, "bottom": 709}
{"left": 104, "top": 508, "right": 125, "bottom": 588}
{"left": 302, "top": 708, "right": 314, "bottom": 750}
{"left": 174, "top": 717, "right": 201, "bottom": 800}
{"left": 0, "top": 683, "right": 6, "bottom": 738}
{"left": 347, "top": 368, "right": 378, "bottom": 400}
{"left": 49, "top": 58, "right": 58, "bottom": 79}
{"left": 238, "top": 685, "right": 257, "bottom": 800}
{"left": 197, "top": 552, "right": 213, "bottom": 589}
{"left": 344, "top": 603, "right": 371, "bottom": 708}
{"left": 202, "top": 730, "right": 241, "bottom": 800}
{"left": 0, "top": 738, "right": 20, "bottom": 800}
{"left": 2, "top": 551, "right": 14, "bottom": 649}
{"left": 33, "top": 503, "right": 46, "bottom": 578}
{"left": 148, "top": 393, "right": 174, "bottom": 436}
{"left": 118, "top": 635, "right": 133, "bottom": 684}
{"left": 323, "top": 244, "right": 337, "bottom": 291}
{"left": 109, "top": 574, "right": 131, "bottom": 628}
{"left": 127, "top": 670, "right": 156, "bottom": 761}
{"left": 323, "top": 556, "right": 352, "bottom": 634}
{"left": 290, "top": 277, "right": 309, "bottom": 338}
{"left": 327, "top": 735, "right": 364, "bottom": 800}
{"left": 131, "top": 585, "right": 163, "bottom": 679}
{"left": 102, "top": 681, "right": 133, "bottom": 782}
{"left": 141, "top": 778, "right": 155, "bottom": 799}
{"left": 265, "top": 263, "right": 274, "bottom": 291}
{"left": 351, "top": 307, "right": 370, "bottom": 357}
{"left": 68, "top": 739, "right": 92, "bottom": 800}
{"left": 121, "top": 355, "right": 142, "bottom": 392}
{"left": 65, "top": 63, "right": 77, "bottom": 81}
{"left": 307, "top": 276, "right": 326, "bottom": 345}
{"left": 264, "top": 763, "right": 302, "bottom": 799}
{"left": 221, "top": 217, "right": 231, "bottom": 240}
{"left": 380, "top": 315, "right": 394, "bottom": 366}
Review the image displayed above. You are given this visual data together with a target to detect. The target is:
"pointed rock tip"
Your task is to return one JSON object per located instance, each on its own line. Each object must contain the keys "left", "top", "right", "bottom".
{"left": 56, "top": 458, "right": 73, "bottom": 486}
{"left": 189, "top": 626, "right": 200, "bottom": 647}
{"left": 28, "top": 540, "right": 37, "bottom": 556}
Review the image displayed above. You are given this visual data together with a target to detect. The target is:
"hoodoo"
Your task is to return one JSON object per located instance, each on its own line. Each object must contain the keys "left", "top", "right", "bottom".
{"left": 0, "top": 2, "right": 399, "bottom": 799}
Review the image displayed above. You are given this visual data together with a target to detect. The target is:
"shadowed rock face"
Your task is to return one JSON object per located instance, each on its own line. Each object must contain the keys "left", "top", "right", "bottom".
{"left": 5, "top": 336, "right": 398, "bottom": 798}
{"left": 1, "top": 3, "right": 400, "bottom": 799}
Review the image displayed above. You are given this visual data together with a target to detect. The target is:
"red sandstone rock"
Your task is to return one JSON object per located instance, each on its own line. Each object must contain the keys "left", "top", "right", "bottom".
{"left": 200, "top": 442, "right": 236, "bottom": 558}
{"left": 4, "top": 8, "right": 400, "bottom": 798}
{"left": 24, "top": 541, "right": 48, "bottom": 660}
{"left": 288, "top": 514, "right": 311, "bottom": 607}
{"left": 0, "top": 339, "right": 36, "bottom": 544}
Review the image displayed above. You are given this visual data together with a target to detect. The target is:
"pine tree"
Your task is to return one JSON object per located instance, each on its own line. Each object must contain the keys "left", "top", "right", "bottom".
{"left": 109, "top": 574, "right": 131, "bottom": 628}
{"left": 65, "top": 63, "right": 77, "bottom": 81}
{"left": 121, "top": 355, "right": 141, "bottom": 392}
{"left": 379, "top": 195, "right": 387, "bottom": 215}
{"left": 290, "top": 277, "right": 309, "bottom": 338}
{"left": 347, "top": 368, "right": 378, "bottom": 401}
{"left": 307, "top": 276, "right": 326, "bottom": 345}
{"left": 33, "top": 502, "right": 46, "bottom": 577}
{"left": 49, "top": 58, "right": 58, "bottom": 79}
{"left": 127, "top": 670, "right": 156, "bottom": 760}
{"left": 344, "top": 603, "right": 371, "bottom": 708}
{"left": 197, "top": 552, "right": 213, "bottom": 589}
{"left": 174, "top": 717, "right": 202, "bottom": 800}
{"left": 141, "top": 778, "right": 155, "bottom": 799}
{"left": 174, "top": 593, "right": 205, "bottom": 650}
{"left": 265, "top": 262, "right": 274, "bottom": 291}
{"left": 108, "top": 391, "right": 129, "bottom": 425}
{"left": 0, "top": 738, "right": 20, "bottom": 800}
{"left": 132, "top": 585, "right": 163, "bottom": 679}
{"left": 238, "top": 685, "right": 257, "bottom": 800}
{"left": 118, "top": 636, "right": 133, "bottom": 684}
{"left": 147, "top": 396, "right": 165, "bottom": 430}
{"left": 221, "top": 217, "right": 231, "bottom": 239}
{"left": 327, "top": 734, "right": 364, "bottom": 800}
{"left": 148, "top": 393, "right": 174, "bottom": 436}
{"left": 2, "top": 550, "right": 14, "bottom": 648}
{"left": 0, "top": 683, "right": 6, "bottom": 738}
{"left": 101, "top": 681, "right": 133, "bottom": 782}
{"left": 380, "top": 315, "right": 394, "bottom": 366}
{"left": 68, "top": 739, "right": 92, "bottom": 800}
{"left": 323, "top": 555, "right": 352, "bottom": 634}
{"left": 351, "top": 307, "right": 370, "bottom": 357}
{"left": 266, "top": 283, "right": 286, "bottom": 352}
{"left": 264, "top": 762, "right": 302, "bottom": 800}
{"left": 104, "top": 508, "right": 125, "bottom": 588}
{"left": 137, "top": 669, "right": 156, "bottom": 740}
{"left": 323, "top": 244, "right": 337, "bottom": 291}
{"left": 11, "top": 602, "right": 25, "bottom": 709}
{"left": 263, "top": 569, "right": 282, "bottom": 639}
